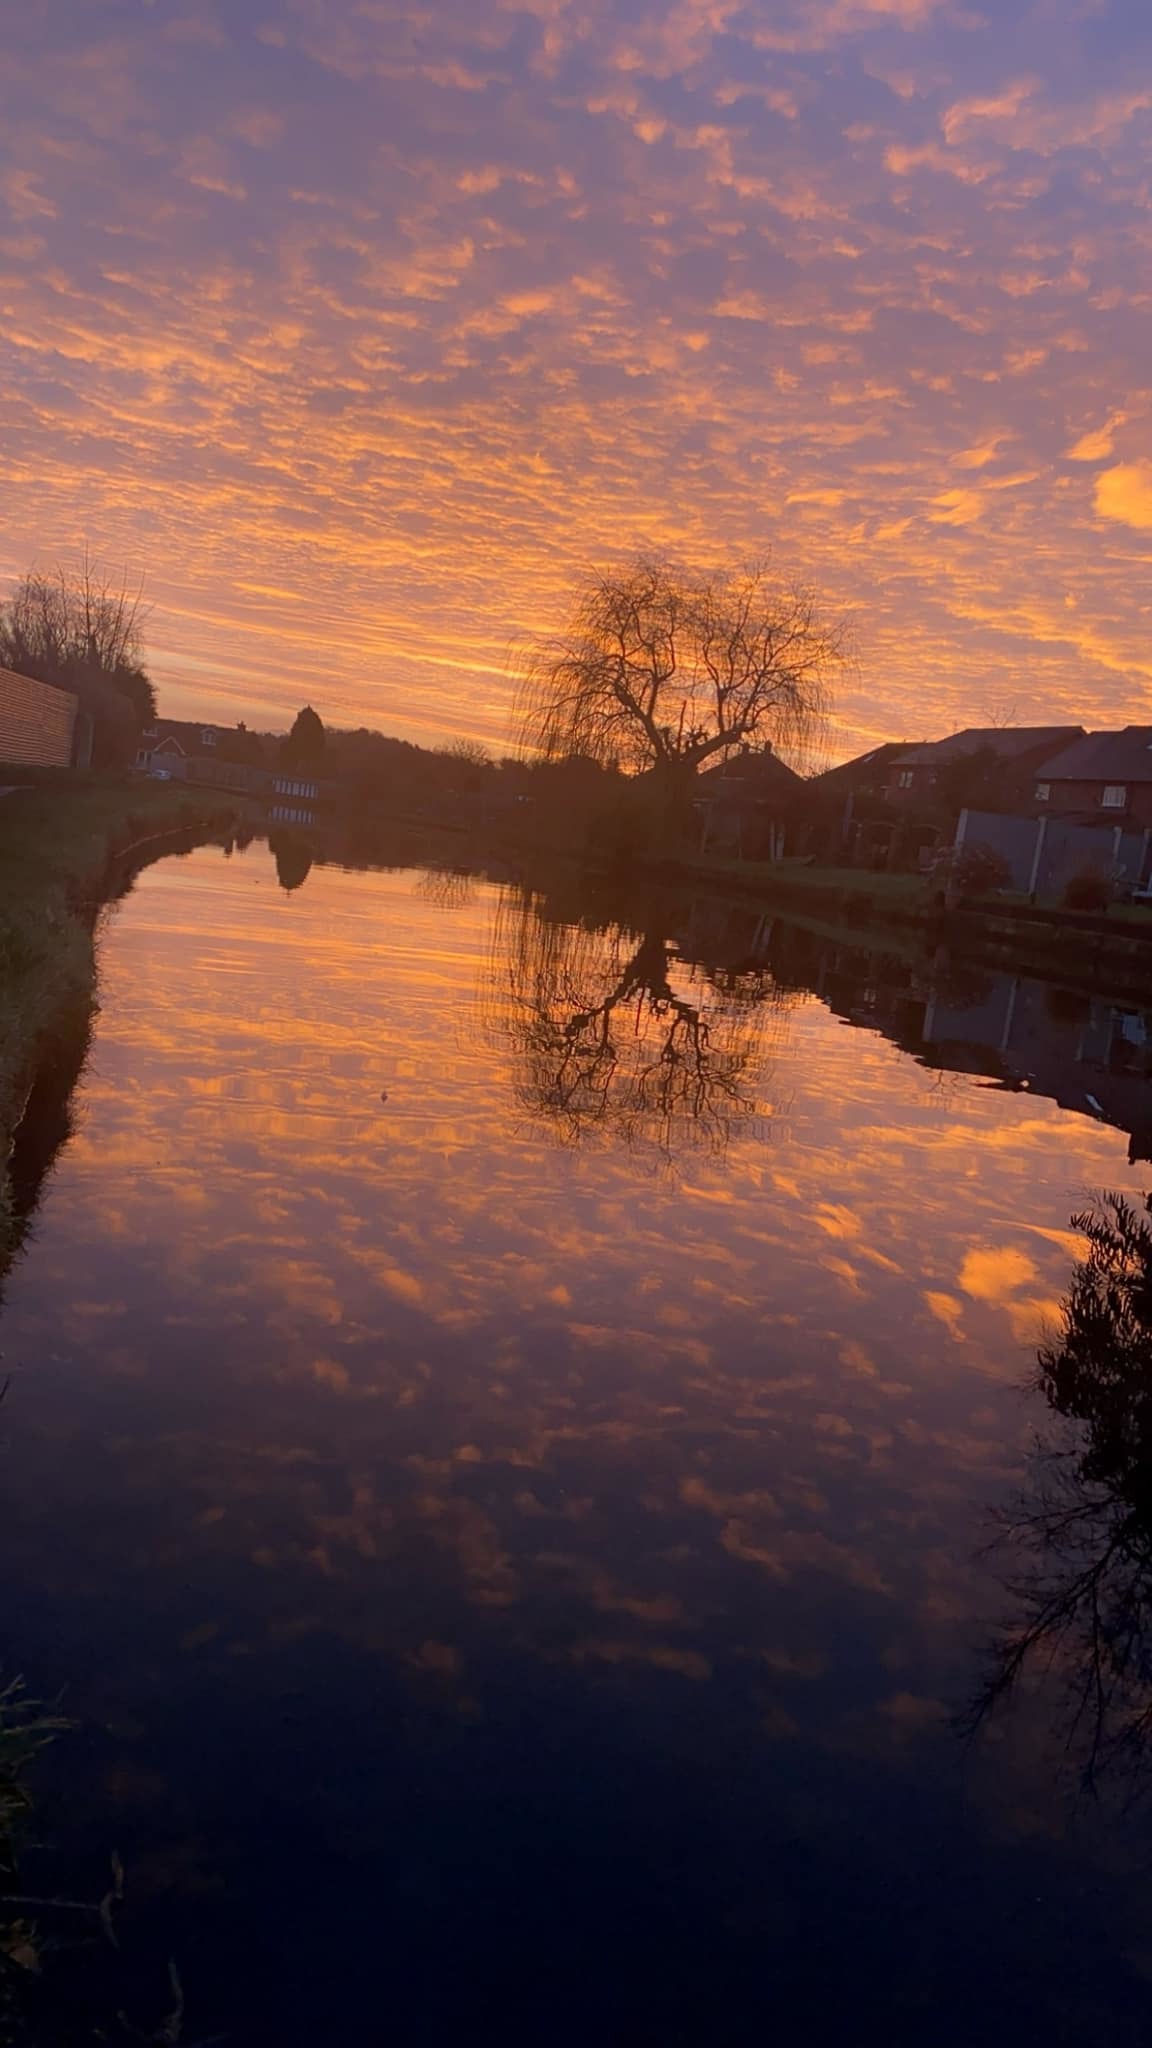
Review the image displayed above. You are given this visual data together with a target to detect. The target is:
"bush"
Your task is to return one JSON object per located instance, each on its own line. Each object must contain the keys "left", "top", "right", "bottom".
{"left": 1061, "top": 866, "right": 1113, "bottom": 912}
{"left": 952, "top": 841, "right": 1012, "bottom": 895}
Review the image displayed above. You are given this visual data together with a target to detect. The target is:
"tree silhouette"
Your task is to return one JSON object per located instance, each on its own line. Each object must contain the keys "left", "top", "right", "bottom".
{"left": 281, "top": 705, "right": 326, "bottom": 765}
{"left": 0, "top": 557, "right": 155, "bottom": 764}
{"left": 270, "top": 834, "right": 314, "bottom": 893}
{"left": 516, "top": 557, "right": 838, "bottom": 811}
{"left": 967, "top": 1192, "right": 1152, "bottom": 1791}
{"left": 489, "top": 888, "right": 794, "bottom": 1163}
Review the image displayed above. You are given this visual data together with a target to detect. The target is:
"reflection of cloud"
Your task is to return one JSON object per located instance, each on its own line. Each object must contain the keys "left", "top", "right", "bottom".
{"left": 968, "top": 1194, "right": 1152, "bottom": 1797}
{"left": 924, "top": 1289, "right": 964, "bottom": 1341}
{"left": 959, "top": 1246, "right": 1038, "bottom": 1304}
{"left": 9, "top": 842, "right": 1152, "bottom": 1786}
{"left": 568, "top": 1639, "right": 712, "bottom": 1681}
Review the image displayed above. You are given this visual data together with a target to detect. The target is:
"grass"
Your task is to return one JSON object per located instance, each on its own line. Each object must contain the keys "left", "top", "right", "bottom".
{"left": 0, "top": 774, "right": 237, "bottom": 1265}
{"left": 648, "top": 847, "right": 932, "bottom": 907}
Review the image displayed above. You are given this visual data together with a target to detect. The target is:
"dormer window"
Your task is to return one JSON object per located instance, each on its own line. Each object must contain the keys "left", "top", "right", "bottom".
{"left": 1102, "top": 784, "right": 1127, "bottom": 808}
{"left": 201, "top": 727, "right": 218, "bottom": 748}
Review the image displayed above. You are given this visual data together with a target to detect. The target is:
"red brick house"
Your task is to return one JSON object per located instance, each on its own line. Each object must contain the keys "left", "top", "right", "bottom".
{"left": 1031, "top": 728, "right": 1152, "bottom": 827}
{"left": 881, "top": 726, "right": 1083, "bottom": 811}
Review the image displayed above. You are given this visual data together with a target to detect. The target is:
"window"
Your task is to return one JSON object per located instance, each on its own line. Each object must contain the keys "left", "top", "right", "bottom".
{"left": 200, "top": 727, "right": 217, "bottom": 748}
{"left": 1102, "top": 784, "right": 1127, "bottom": 809}
{"left": 1035, "top": 782, "right": 1050, "bottom": 802}
{"left": 897, "top": 769, "right": 914, "bottom": 789}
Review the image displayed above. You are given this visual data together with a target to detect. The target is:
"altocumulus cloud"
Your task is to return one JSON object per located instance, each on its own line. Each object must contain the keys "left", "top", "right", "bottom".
{"left": 0, "top": 0, "right": 1149, "bottom": 749}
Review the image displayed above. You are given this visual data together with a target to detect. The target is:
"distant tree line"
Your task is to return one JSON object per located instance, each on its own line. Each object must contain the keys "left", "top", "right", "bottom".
{"left": 0, "top": 549, "right": 840, "bottom": 867}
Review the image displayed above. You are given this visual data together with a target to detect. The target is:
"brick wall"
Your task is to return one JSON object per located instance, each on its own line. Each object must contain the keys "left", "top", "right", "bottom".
{"left": 0, "top": 664, "right": 79, "bottom": 768}
{"left": 1046, "top": 779, "right": 1152, "bottom": 828}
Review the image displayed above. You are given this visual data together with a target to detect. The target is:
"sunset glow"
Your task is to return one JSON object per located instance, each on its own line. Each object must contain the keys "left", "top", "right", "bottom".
{"left": 2, "top": 1, "right": 1150, "bottom": 754}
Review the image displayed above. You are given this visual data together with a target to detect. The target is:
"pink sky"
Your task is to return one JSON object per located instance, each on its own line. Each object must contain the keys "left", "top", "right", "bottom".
{"left": 1, "top": 0, "right": 1150, "bottom": 758}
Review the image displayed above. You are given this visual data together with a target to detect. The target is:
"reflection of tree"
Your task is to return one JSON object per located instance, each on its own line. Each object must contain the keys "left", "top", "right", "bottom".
{"left": 270, "top": 834, "right": 314, "bottom": 893}
{"left": 415, "top": 866, "right": 475, "bottom": 910}
{"left": 490, "top": 889, "right": 794, "bottom": 1161}
{"left": 969, "top": 1192, "right": 1152, "bottom": 1790}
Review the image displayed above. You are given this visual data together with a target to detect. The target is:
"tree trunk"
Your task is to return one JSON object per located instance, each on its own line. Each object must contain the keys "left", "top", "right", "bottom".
{"left": 648, "top": 758, "right": 696, "bottom": 853}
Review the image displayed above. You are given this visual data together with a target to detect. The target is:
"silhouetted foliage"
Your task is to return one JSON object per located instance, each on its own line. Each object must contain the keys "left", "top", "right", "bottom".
{"left": 952, "top": 841, "right": 1012, "bottom": 896}
{"left": 1062, "top": 866, "right": 1114, "bottom": 913}
{"left": 271, "top": 835, "right": 314, "bottom": 892}
{"left": 935, "top": 744, "right": 1001, "bottom": 818}
{"left": 0, "top": 559, "right": 155, "bottom": 766}
{"left": 516, "top": 558, "right": 839, "bottom": 812}
{"left": 968, "top": 1192, "right": 1152, "bottom": 1792}
{"left": 282, "top": 704, "right": 326, "bottom": 766}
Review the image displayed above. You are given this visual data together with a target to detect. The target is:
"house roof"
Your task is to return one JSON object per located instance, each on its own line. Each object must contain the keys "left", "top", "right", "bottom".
{"left": 1038, "top": 726, "right": 1152, "bottom": 784}
{"left": 697, "top": 747, "right": 804, "bottom": 796}
{"left": 897, "top": 725, "right": 1083, "bottom": 767}
{"left": 807, "top": 741, "right": 910, "bottom": 791}
{"left": 140, "top": 717, "right": 224, "bottom": 757}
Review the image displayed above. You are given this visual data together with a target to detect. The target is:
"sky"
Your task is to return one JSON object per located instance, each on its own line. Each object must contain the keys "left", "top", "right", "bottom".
{"left": 1, "top": 0, "right": 1150, "bottom": 758}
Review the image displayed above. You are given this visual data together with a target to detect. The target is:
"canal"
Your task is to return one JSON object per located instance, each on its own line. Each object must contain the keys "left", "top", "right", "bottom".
{"left": 3, "top": 836, "right": 1151, "bottom": 2043}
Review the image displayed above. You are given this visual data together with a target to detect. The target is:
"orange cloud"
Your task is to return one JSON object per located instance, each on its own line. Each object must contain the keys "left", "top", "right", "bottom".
{"left": 0, "top": 0, "right": 1148, "bottom": 758}
{"left": 1095, "top": 461, "right": 1152, "bottom": 532}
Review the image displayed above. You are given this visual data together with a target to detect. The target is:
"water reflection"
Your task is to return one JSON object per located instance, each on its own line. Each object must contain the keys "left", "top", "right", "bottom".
{"left": 800, "top": 933, "right": 1152, "bottom": 1164}
{"left": 0, "top": 1002, "right": 92, "bottom": 1309}
{"left": 4, "top": 841, "right": 1152, "bottom": 2041}
{"left": 972, "top": 1191, "right": 1152, "bottom": 1793}
{"left": 269, "top": 831, "right": 314, "bottom": 893}
{"left": 491, "top": 882, "right": 796, "bottom": 1159}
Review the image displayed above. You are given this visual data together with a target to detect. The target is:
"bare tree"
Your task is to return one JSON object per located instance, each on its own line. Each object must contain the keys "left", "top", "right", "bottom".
{"left": 516, "top": 557, "right": 840, "bottom": 803}
{"left": 1, "top": 556, "right": 148, "bottom": 685}
{"left": 445, "top": 738, "right": 492, "bottom": 768}
{"left": 0, "top": 555, "right": 155, "bottom": 759}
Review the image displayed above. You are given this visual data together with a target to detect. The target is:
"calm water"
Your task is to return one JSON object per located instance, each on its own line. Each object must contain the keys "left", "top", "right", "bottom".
{"left": 4, "top": 838, "right": 1152, "bottom": 2043}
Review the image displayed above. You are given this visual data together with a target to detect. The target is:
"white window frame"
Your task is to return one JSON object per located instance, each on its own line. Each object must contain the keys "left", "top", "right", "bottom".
{"left": 897, "top": 769, "right": 914, "bottom": 789}
{"left": 1101, "top": 784, "right": 1127, "bottom": 809}
{"left": 1034, "top": 782, "right": 1050, "bottom": 802}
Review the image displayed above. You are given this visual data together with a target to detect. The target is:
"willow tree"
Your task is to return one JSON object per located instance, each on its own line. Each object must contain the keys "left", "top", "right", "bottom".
{"left": 516, "top": 557, "right": 839, "bottom": 805}
{"left": 487, "top": 884, "right": 798, "bottom": 1163}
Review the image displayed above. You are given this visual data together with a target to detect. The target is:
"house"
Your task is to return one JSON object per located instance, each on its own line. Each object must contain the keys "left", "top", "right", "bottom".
{"left": 1030, "top": 728, "right": 1152, "bottom": 827}
{"left": 881, "top": 726, "right": 1084, "bottom": 811}
{"left": 800, "top": 742, "right": 911, "bottom": 862}
{"left": 694, "top": 746, "right": 805, "bottom": 859}
{"left": 135, "top": 718, "right": 227, "bottom": 772}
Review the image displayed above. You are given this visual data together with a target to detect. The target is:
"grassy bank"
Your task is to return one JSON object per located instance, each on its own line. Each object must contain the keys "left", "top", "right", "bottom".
{"left": 638, "top": 846, "right": 1152, "bottom": 989}
{"left": 0, "top": 776, "right": 237, "bottom": 1266}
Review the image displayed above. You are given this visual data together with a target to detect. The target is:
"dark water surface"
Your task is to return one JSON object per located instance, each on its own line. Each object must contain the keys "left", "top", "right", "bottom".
{"left": 4, "top": 840, "right": 1152, "bottom": 2043}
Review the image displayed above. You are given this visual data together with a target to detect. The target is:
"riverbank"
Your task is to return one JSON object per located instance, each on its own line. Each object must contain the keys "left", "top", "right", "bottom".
{"left": 636, "top": 849, "right": 1152, "bottom": 997}
{"left": 0, "top": 777, "right": 238, "bottom": 1270}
